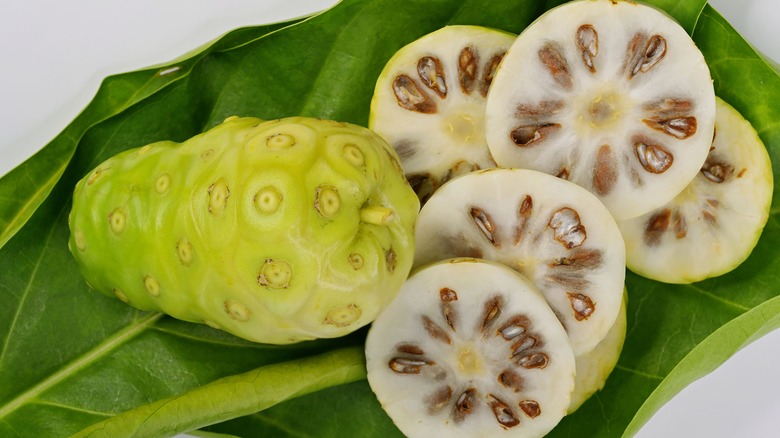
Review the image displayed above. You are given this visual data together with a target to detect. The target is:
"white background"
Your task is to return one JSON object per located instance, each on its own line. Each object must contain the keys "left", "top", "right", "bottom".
{"left": 1, "top": 1, "right": 778, "bottom": 437}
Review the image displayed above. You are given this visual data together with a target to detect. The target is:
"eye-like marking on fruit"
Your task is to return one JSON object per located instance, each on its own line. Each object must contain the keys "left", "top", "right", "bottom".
{"left": 618, "top": 97, "right": 773, "bottom": 284}
{"left": 485, "top": 0, "right": 716, "bottom": 221}
{"left": 68, "top": 116, "right": 419, "bottom": 344}
{"left": 370, "top": 25, "right": 515, "bottom": 203}
{"left": 366, "top": 259, "right": 577, "bottom": 438}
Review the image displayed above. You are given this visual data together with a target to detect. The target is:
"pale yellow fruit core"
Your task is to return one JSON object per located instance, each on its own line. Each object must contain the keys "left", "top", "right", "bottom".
{"left": 457, "top": 346, "right": 483, "bottom": 375}
{"left": 443, "top": 110, "right": 483, "bottom": 145}
{"left": 574, "top": 86, "right": 630, "bottom": 135}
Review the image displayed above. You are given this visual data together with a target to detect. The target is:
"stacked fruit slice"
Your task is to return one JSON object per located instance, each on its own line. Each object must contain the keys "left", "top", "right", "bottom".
{"left": 365, "top": 0, "right": 772, "bottom": 437}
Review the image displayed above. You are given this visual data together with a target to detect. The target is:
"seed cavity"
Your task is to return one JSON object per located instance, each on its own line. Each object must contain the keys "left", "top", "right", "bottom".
{"left": 427, "top": 385, "right": 453, "bottom": 414}
{"left": 593, "top": 144, "right": 618, "bottom": 195}
{"left": 633, "top": 136, "right": 673, "bottom": 174}
{"left": 458, "top": 47, "right": 479, "bottom": 94}
{"left": 440, "top": 288, "right": 459, "bottom": 331}
{"left": 510, "top": 123, "right": 561, "bottom": 147}
{"left": 498, "top": 368, "right": 525, "bottom": 392}
{"left": 407, "top": 173, "right": 437, "bottom": 204}
{"left": 176, "top": 237, "right": 194, "bottom": 266}
{"left": 701, "top": 156, "right": 734, "bottom": 183}
{"left": 518, "top": 352, "right": 549, "bottom": 369}
{"left": 497, "top": 315, "right": 529, "bottom": 341}
{"left": 418, "top": 56, "right": 447, "bottom": 98}
{"left": 514, "top": 195, "right": 534, "bottom": 245}
{"left": 644, "top": 208, "right": 672, "bottom": 246}
{"left": 324, "top": 304, "right": 361, "bottom": 327}
{"left": 470, "top": 207, "right": 500, "bottom": 247}
{"left": 393, "top": 74, "right": 437, "bottom": 114}
{"left": 389, "top": 357, "right": 432, "bottom": 374}
{"left": 519, "top": 400, "right": 542, "bottom": 419}
{"left": 511, "top": 335, "right": 538, "bottom": 356}
{"left": 480, "top": 296, "right": 503, "bottom": 335}
{"left": 224, "top": 299, "right": 251, "bottom": 321}
{"left": 208, "top": 178, "right": 230, "bottom": 214}
{"left": 254, "top": 186, "right": 283, "bottom": 215}
{"left": 155, "top": 174, "right": 171, "bottom": 194}
{"left": 144, "top": 275, "right": 160, "bottom": 297}
{"left": 314, "top": 186, "right": 341, "bottom": 218}
{"left": 108, "top": 208, "right": 127, "bottom": 234}
{"left": 549, "top": 208, "right": 586, "bottom": 249}
{"left": 577, "top": 24, "right": 599, "bottom": 72}
{"left": 487, "top": 394, "right": 521, "bottom": 429}
{"left": 626, "top": 33, "right": 667, "bottom": 78}
{"left": 342, "top": 143, "right": 365, "bottom": 167}
{"left": 480, "top": 53, "right": 505, "bottom": 97}
{"left": 453, "top": 388, "right": 478, "bottom": 423}
{"left": 348, "top": 252, "right": 364, "bottom": 270}
{"left": 266, "top": 133, "right": 296, "bottom": 149}
{"left": 643, "top": 116, "right": 698, "bottom": 139}
{"left": 550, "top": 248, "right": 603, "bottom": 269}
{"left": 568, "top": 292, "right": 596, "bottom": 321}
{"left": 538, "top": 42, "right": 573, "bottom": 89}
{"left": 257, "top": 258, "right": 292, "bottom": 289}
{"left": 422, "top": 315, "right": 452, "bottom": 345}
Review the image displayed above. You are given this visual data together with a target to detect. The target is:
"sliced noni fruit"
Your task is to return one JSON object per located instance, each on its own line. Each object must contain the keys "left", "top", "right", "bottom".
{"left": 414, "top": 168, "right": 625, "bottom": 355}
{"left": 568, "top": 287, "right": 626, "bottom": 414}
{"left": 369, "top": 25, "right": 515, "bottom": 203}
{"left": 617, "top": 97, "right": 773, "bottom": 283}
{"left": 365, "top": 258, "right": 576, "bottom": 438}
{"left": 68, "top": 116, "right": 419, "bottom": 344}
{"left": 485, "top": 0, "right": 716, "bottom": 221}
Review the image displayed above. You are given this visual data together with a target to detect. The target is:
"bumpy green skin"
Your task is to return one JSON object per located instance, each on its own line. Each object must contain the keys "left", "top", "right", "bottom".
{"left": 68, "top": 116, "right": 419, "bottom": 344}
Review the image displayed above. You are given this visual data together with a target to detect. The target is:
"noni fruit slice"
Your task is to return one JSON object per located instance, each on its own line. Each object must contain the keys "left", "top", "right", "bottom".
{"left": 366, "top": 258, "right": 576, "bottom": 438}
{"left": 369, "top": 25, "right": 515, "bottom": 203}
{"left": 413, "top": 168, "right": 625, "bottom": 355}
{"left": 485, "top": 0, "right": 716, "bottom": 221}
{"left": 68, "top": 116, "right": 419, "bottom": 344}
{"left": 617, "top": 97, "right": 773, "bottom": 283}
{"left": 568, "top": 287, "right": 626, "bottom": 414}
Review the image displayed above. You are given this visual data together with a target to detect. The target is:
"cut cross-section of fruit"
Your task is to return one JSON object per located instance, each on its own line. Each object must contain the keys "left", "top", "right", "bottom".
{"left": 413, "top": 168, "right": 625, "bottom": 355}
{"left": 617, "top": 97, "right": 773, "bottom": 284}
{"left": 369, "top": 25, "right": 516, "bottom": 203}
{"left": 365, "top": 258, "right": 576, "bottom": 438}
{"left": 484, "top": 0, "right": 716, "bottom": 221}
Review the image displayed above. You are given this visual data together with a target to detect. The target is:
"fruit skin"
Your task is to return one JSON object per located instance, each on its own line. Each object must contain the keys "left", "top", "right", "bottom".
{"left": 68, "top": 116, "right": 419, "bottom": 344}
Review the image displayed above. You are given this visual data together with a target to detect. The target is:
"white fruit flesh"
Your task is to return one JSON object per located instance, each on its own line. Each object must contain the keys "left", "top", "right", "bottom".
{"left": 369, "top": 25, "right": 515, "bottom": 202}
{"left": 485, "top": 0, "right": 716, "bottom": 221}
{"left": 569, "top": 288, "right": 626, "bottom": 413}
{"left": 617, "top": 98, "right": 773, "bottom": 283}
{"left": 366, "top": 259, "right": 576, "bottom": 438}
{"left": 413, "top": 168, "right": 625, "bottom": 355}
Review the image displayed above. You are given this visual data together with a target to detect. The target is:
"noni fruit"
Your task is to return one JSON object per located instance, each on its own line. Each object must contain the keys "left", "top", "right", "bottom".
{"left": 68, "top": 116, "right": 419, "bottom": 344}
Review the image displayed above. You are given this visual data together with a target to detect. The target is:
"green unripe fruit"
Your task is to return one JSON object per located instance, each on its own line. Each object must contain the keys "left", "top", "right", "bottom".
{"left": 68, "top": 116, "right": 420, "bottom": 344}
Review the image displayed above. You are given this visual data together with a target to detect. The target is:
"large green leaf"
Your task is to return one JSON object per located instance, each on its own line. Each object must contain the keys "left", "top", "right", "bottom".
{"left": 1, "top": 0, "right": 776, "bottom": 437}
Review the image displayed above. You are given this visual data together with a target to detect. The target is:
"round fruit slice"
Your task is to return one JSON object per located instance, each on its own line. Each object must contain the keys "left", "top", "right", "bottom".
{"left": 568, "top": 288, "right": 626, "bottom": 414}
{"left": 414, "top": 168, "right": 625, "bottom": 355}
{"left": 365, "top": 258, "right": 576, "bottom": 438}
{"left": 369, "top": 25, "right": 515, "bottom": 203}
{"left": 485, "top": 0, "right": 716, "bottom": 221}
{"left": 617, "top": 97, "right": 773, "bottom": 283}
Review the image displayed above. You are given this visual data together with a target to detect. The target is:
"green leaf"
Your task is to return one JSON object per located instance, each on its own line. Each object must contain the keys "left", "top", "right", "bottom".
{"left": 0, "top": 1, "right": 776, "bottom": 438}
{"left": 71, "top": 347, "right": 366, "bottom": 438}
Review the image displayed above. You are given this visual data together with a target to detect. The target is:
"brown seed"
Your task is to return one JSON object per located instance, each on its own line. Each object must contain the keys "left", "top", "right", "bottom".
{"left": 643, "top": 116, "right": 698, "bottom": 139}
{"left": 701, "top": 156, "right": 734, "bottom": 183}
{"left": 497, "top": 315, "right": 530, "bottom": 340}
{"left": 550, "top": 248, "right": 603, "bottom": 269}
{"left": 577, "top": 24, "right": 599, "bottom": 73}
{"left": 510, "top": 123, "right": 561, "bottom": 147}
{"left": 480, "top": 52, "right": 505, "bottom": 97}
{"left": 407, "top": 173, "right": 437, "bottom": 204}
{"left": 702, "top": 209, "right": 718, "bottom": 224}
{"left": 442, "top": 161, "right": 479, "bottom": 185}
{"left": 487, "top": 394, "right": 521, "bottom": 429}
{"left": 545, "top": 272, "right": 591, "bottom": 290}
{"left": 673, "top": 211, "right": 688, "bottom": 239}
{"left": 514, "top": 195, "right": 534, "bottom": 245}
{"left": 393, "top": 75, "right": 437, "bottom": 113}
{"left": 515, "top": 100, "right": 565, "bottom": 120}
{"left": 389, "top": 357, "right": 432, "bottom": 374}
{"left": 458, "top": 46, "right": 479, "bottom": 94}
{"left": 556, "top": 167, "right": 571, "bottom": 180}
{"left": 511, "top": 335, "right": 538, "bottom": 355}
{"left": 440, "top": 288, "right": 459, "bottom": 331}
{"left": 519, "top": 400, "right": 542, "bottom": 419}
{"left": 427, "top": 385, "right": 453, "bottom": 414}
{"left": 422, "top": 315, "right": 452, "bottom": 345}
{"left": 626, "top": 33, "right": 667, "bottom": 78}
{"left": 453, "top": 388, "right": 478, "bottom": 422}
{"left": 498, "top": 368, "right": 525, "bottom": 392}
{"left": 538, "top": 42, "right": 573, "bottom": 89}
{"left": 518, "top": 352, "right": 549, "bottom": 369}
{"left": 593, "top": 144, "right": 618, "bottom": 195}
{"left": 644, "top": 98, "right": 695, "bottom": 118}
{"left": 470, "top": 207, "right": 501, "bottom": 247}
{"left": 633, "top": 135, "right": 673, "bottom": 174}
{"left": 481, "top": 296, "right": 503, "bottom": 334}
{"left": 644, "top": 208, "right": 672, "bottom": 246}
{"left": 396, "top": 343, "right": 425, "bottom": 355}
{"left": 549, "top": 208, "right": 587, "bottom": 249}
{"left": 568, "top": 292, "right": 596, "bottom": 321}
{"left": 417, "top": 56, "right": 447, "bottom": 98}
